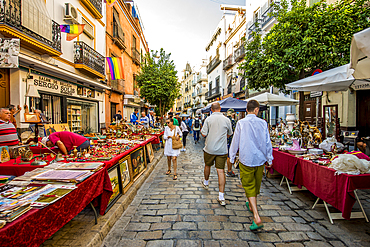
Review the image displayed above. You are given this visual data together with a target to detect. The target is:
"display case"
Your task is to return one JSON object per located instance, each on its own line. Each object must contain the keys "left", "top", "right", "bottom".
{"left": 67, "top": 105, "right": 82, "bottom": 132}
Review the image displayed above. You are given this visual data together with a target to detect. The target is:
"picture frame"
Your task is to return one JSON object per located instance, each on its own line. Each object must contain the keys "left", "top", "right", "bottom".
{"left": 130, "top": 147, "right": 147, "bottom": 181}
{"left": 118, "top": 155, "right": 133, "bottom": 194}
{"left": 0, "top": 146, "right": 10, "bottom": 163}
{"left": 145, "top": 142, "right": 154, "bottom": 163}
{"left": 105, "top": 164, "right": 122, "bottom": 213}
{"left": 24, "top": 113, "right": 40, "bottom": 123}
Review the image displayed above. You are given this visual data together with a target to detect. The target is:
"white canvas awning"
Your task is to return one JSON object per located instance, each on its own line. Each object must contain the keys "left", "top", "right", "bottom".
{"left": 245, "top": 92, "right": 299, "bottom": 106}
{"left": 349, "top": 27, "right": 370, "bottom": 79}
{"left": 286, "top": 64, "right": 370, "bottom": 92}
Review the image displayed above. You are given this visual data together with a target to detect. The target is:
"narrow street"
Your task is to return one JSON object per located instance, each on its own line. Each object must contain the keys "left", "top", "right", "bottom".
{"left": 101, "top": 136, "right": 370, "bottom": 247}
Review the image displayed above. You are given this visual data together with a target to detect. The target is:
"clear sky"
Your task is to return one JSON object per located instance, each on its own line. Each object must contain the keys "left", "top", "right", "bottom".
{"left": 135, "top": 0, "right": 246, "bottom": 75}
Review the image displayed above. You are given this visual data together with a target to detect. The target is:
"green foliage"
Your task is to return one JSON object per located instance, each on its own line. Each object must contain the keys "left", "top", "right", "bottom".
{"left": 239, "top": 0, "right": 370, "bottom": 91}
{"left": 136, "top": 48, "right": 180, "bottom": 119}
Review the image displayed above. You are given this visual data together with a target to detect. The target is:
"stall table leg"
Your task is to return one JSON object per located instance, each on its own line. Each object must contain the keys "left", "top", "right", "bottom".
{"left": 90, "top": 202, "right": 98, "bottom": 225}
{"left": 280, "top": 176, "right": 307, "bottom": 195}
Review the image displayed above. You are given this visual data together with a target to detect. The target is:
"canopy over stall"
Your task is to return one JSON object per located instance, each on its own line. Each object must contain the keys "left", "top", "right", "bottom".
{"left": 285, "top": 64, "right": 369, "bottom": 91}
{"left": 201, "top": 97, "right": 266, "bottom": 113}
{"left": 245, "top": 92, "right": 299, "bottom": 106}
{"left": 349, "top": 27, "right": 370, "bottom": 80}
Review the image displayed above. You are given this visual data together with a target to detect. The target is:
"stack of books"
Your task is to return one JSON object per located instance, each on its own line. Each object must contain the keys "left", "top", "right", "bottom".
{"left": 0, "top": 198, "right": 32, "bottom": 222}
{"left": 32, "top": 170, "right": 93, "bottom": 183}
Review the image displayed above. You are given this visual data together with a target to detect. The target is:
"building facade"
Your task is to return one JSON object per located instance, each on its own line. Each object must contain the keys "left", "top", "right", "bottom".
{"left": 181, "top": 63, "right": 194, "bottom": 115}
{"left": 191, "top": 60, "right": 208, "bottom": 114}
{"left": 1, "top": 0, "right": 109, "bottom": 133}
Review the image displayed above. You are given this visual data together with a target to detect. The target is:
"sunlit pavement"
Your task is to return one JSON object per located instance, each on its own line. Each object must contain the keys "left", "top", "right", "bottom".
{"left": 101, "top": 135, "right": 370, "bottom": 247}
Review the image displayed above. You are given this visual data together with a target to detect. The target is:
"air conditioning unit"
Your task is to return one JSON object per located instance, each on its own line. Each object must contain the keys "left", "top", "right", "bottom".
{"left": 64, "top": 3, "right": 79, "bottom": 24}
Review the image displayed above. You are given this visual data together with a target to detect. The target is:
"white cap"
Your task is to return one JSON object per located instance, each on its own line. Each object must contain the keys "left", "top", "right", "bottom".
{"left": 41, "top": 137, "right": 49, "bottom": 146}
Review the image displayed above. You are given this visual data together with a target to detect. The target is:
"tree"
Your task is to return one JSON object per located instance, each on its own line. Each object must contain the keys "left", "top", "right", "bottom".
{"left": 136, "top": 48, "right": 180, "bottom": 122}
{"left": 239, "top": 0, "right": 370, "bottom": 119}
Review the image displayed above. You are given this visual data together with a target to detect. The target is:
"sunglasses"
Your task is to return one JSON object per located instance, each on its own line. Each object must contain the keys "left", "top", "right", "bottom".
{"left": 166, "top": 122, "right": 170, "bottom": 124}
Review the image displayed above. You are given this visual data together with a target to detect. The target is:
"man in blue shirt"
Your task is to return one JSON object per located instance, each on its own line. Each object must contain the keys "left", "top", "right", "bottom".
{"left": 229, "top": 100, "right": 273, "bottom": 231}
{"left": 130, "top": 109, "right": 139, "bottom": 125}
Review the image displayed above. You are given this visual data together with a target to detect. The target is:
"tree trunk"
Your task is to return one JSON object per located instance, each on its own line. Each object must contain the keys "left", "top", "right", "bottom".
{"left": 298, "top": 69, "right": 305, "bottom": 121}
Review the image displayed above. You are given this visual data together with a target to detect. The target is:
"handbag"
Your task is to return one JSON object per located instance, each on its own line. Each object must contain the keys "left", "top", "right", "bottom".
{"left": 172, "top": 132, "right": 182, "bottom": 150}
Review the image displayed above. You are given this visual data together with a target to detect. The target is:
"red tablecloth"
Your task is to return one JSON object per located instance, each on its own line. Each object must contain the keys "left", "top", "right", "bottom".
{"left": 269, "top": 149, "right": 298, "bottom": 181}
{"left": 0, "top": 166, "right": 113, "bottom": 247}
{"left": 0, "top": 155, "right": 54, "bottom": 176}
{"left": 30, "top": 146, "right": 60, "bottom": 154}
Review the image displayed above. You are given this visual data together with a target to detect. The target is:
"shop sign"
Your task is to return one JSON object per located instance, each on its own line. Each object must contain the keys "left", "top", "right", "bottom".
{"left": 352, "top": 81, "right": 370, "bottom": 90}
{"left": 310, "top": 91, "right": 322, "bottom": 97}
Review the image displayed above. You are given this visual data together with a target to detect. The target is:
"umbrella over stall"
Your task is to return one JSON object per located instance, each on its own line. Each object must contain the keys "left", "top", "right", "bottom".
{"left": 349, "top": 27, "right": 370, "bottom": 80}
{"left": 201, "top": 97, "right": 266, "bottom": 113}
{"left": 245, "top": 92, "right": 299, "bottom": 106}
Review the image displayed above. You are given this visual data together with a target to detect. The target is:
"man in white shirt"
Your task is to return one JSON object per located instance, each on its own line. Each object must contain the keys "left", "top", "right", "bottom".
{"left": 229, "top": 99, "right": 273, "bottom": 231}
{"left": 200, "top": 102, "right": 233, "bottom": 206}
{"left": 140, "top": 112, "right": 149, "bottom": 128}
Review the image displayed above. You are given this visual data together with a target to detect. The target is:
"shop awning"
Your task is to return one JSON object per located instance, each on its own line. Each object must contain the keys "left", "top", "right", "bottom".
{"left": 245, "top": 92, "right": 299, "bottom": 106}
{"left": 349, "top": 27, "right": 370, "bottom": 79}
{"left": 201, "top": 97, "right": 267, "bottom": 113}
{"left": 285, "top": 64, "right": 370, "bottom": 92}
{"left": 19, "top": 53, "right": 110, "bottom": 90}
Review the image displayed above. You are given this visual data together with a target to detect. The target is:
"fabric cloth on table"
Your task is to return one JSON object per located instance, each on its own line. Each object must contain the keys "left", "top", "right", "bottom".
{"left": 0, "top": 166, "right": 113, "bottom": 247}
{"left": 163, "top": 126, "right": 182, "bottom": 157}
{"left": 268, "top": 149, "right": 298, "bottom": 181}
{"left": 0, "top": 155, "right": 55, "bottom": 176}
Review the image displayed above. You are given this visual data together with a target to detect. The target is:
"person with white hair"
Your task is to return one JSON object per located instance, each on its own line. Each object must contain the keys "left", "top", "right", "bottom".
{"left": 41, "top": 131, "right": 89, "bottom": 155}
{"left": 0, "top": 108, "right": 19, "bottom": 147}
{"left": 147, "top": 110, "right": 155, "bottom": 127}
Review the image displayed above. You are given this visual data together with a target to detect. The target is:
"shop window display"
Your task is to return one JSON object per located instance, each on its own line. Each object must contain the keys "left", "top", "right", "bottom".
{"left": 67, "top": 99, "right": 98, "bottom": 133}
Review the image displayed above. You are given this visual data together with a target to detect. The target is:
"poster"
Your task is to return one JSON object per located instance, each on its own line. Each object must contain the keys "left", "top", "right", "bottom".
{"left": 44, "top": 124, "right": 70, "bottom": 136}
{"left": 0, "top": 38, "right": 20, "bottom": 68}
{"left": 130, "top": 147, "right": 146, "bottom": 180}
{"left": 146, "top": 143, "right": 154, "bottom": 163}
{"left": 118, "top": 156, "right": 132, "bottom": 192}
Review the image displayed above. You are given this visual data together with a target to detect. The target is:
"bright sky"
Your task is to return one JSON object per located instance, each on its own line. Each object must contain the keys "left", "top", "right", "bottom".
{"left": 135, "top": 0, "right": 246, "bottom": 75}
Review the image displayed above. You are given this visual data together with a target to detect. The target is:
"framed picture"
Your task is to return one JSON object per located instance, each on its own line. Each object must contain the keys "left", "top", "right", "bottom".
{"left": 145, "top": 142, "right": 154, "bottom": 163}
{"left": 118, "top": 155, "right": 132, "bottom": 193}
{"left": 105, "top": 164, "right": 122, "bottom": 213}
{"left": 24, "top": 113, "right": 40, "bottom": 123}
{"left": 130, "top": 147, "right": 147, "bottom": 181}
{"left": 44, "top": 124, "right": 70, "bottom": 136}
{"left": 0, "top": 146, "right": 10, "bottom": 163}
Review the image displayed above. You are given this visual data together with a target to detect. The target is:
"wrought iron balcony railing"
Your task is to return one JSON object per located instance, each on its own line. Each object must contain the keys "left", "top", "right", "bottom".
{"left": 261, "top": 1, "right": 279, "bottom": 28}
{"left": 197, "top": 72, "right": 207, "bottom": 83}
{"left": 110, "top": 79, "right": 125, "bottom": 94}
{"left": 113, "top": 23, "right": 125, "bottom": 49}
{"left": 205, "top": 86, "right": 220, "bottom": 100}
{"left": 132, "top": 47, "right": 140, "bottom": 65}
{"left": 74, "top": 41, "right": 105, "bottom": 77}
{"left": 0, "top": 0, "right": 61, "bottom": 55}
{"left": 80, "top": 0, "right": 102, "bottom": 19}
{"left": 223, "top": 55, "right": 233, "bottom": 71}
{"left": 207, "top": 55, "right": 221, "bottom": 74}
{"left": 234, "top": 43, "right": 245, "bottom": 62}
{"left": 247, "top": 19, "right": 262, "bottom": 39}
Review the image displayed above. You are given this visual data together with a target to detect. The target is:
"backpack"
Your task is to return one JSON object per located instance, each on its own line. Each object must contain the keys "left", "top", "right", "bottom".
{"left": 194, "top": 119, "right": 200, "bottom": 128}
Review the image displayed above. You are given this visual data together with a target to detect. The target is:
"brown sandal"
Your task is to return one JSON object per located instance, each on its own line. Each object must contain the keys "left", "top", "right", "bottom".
{"left": 166, "top": 170, "right": 171, "bottom": 175}
{"left": 173, "top": 175, "right": 178, "bottom": 180}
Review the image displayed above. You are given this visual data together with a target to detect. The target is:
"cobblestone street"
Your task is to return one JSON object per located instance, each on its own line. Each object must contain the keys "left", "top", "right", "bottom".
{"left": 101, "top": 136, "right": 370, "bottom": 247}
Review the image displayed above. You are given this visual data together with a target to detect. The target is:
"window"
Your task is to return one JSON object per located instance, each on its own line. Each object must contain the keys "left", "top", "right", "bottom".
{"left": 253, "top": 9, "right": 259, "bottom": 22}
{"left": 113, "top": 8, "right": 124, "bottom": 42}
{"left": 80, "top": 17, "right": 94, "bottom": 47}
{"left": 132, "top": 35, "right": 137, "bottom": 50}
{"left": 22, "top": 0, "right": 52, "bottom": 41}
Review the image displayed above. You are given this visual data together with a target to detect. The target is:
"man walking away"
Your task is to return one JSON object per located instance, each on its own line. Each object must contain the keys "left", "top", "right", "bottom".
{"left": 229, "top": 100, "right": 273, "bottom": 230}
{"left": 192, "top": 115, "right": 201, "bottom": 143}
{"left": 200, "top": 102, "right": 233, "bottom": 206}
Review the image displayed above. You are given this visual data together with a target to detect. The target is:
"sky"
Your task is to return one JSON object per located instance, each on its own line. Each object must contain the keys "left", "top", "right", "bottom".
{"left": 135, "top": 0, "right": 246, "bottom": 75}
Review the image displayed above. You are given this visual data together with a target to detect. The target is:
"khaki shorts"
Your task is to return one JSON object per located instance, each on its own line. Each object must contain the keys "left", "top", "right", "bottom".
{"left": 239, "top": 163, "right": 264, "bottom": 198}
{"left": 203, "top": 151, "right": 227, "bottom": 169}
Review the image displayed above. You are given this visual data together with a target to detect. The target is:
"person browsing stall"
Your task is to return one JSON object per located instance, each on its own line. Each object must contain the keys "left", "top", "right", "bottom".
{"left": 140, "top": 112, "right": 149, "bottom": 128}
{"left": 113, "top": 110, "right": 123, "bottom": 123}
{"left": 147, "top": 110, "right": 155, "bottom": 127}
{"left": 42, "top": 131, "right": 90, "bottom": 155}
{"left": 0, "top": 108, "right": 19, "bottom": 147}
{"left": 130, "top": 109, "right": 139, "bottom": 125}
{"left": 229, "top": 100, "right": 273, "bottom": 231}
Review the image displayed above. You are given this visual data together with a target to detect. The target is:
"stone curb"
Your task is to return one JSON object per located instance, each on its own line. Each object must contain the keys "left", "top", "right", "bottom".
{"left": 84, "top": 150, "right": 164, "bottom": 247}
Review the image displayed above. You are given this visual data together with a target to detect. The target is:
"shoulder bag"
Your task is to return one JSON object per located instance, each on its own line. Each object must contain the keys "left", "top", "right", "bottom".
{"left": 172, "top": 128, "right": 182, "bottom": 149}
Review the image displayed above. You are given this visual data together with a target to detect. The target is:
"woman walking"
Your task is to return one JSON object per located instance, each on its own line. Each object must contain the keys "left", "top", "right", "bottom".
{"left": 163, "top": 118, "right": 182, "bottom": 180}
{"left": 180, "top": 117, "right": 189, "bottom": 152}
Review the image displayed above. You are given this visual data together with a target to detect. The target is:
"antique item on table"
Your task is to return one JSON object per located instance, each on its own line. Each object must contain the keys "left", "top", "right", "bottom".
{"left": 0, "top": 146, "right": 10, "bottom": 163}
{"left": 8, "top": 146, "right": 19, "bottom": 159}
{"left": 308, "top": 148, "right": 324, "bottom": 155}
{"left": 287, "top": 138, "right": 307, "bottom": 155}
{"left": 18, "top": 145, "right": 33, "bottom": 161}
{"left": 319, "top": 137, "right": 344, "bottom": 153}
{"left": 73, "top": 146, "right": 78, "bottom": 157}
{"left": 23, "top": 112, "right": 41, "bottom": 123}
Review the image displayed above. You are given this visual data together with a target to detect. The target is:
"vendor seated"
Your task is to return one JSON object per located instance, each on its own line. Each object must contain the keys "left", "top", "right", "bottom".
{"left": 42, "top": 131, "right": 90, "bottom": 155}
{"left": 0, "top": 108, "right": 19, "bottom": 147}
{"left": 357, "top": 136, "right": 367, "bottom": 153}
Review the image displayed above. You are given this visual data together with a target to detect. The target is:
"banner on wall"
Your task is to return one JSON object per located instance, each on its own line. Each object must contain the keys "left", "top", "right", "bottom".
{"left": 0, "top": 38, "right": 20, "bottom": 68}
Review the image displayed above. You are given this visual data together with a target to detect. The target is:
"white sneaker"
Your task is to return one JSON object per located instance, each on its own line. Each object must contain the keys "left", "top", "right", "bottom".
{"left": 201, "top": 179, "right": 209, "bottom": 190}
{"left": 217, "top": 197, "right": 226, "bottom": 206}
{"left": 183, "top": 148, "right": 186, "bottom": 151}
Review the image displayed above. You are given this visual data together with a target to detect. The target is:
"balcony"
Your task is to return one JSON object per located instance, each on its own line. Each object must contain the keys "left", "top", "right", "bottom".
{"left": 132, "top": 48, "right": 140, "bottom": 65}
{"left": 0, "top": 0, "right": 61, "bottom": 56}
{"left": 227, "top": 83, "right": 232, "bottom": 95}
{"left": 197, "top": 72, "right": 207, "bottom": 83}
{"left": 192, "top": 92, "right": 196, "bottom": 98}
{"left": 234, "top": 43, "right": 245, "bottom": 62}
{"left": 207, "top": 55, "right": 221, "bottom": 74}
{"left": 195, "top": 103, "right": 205, "bottom": 108}
{"left": 261, "top": 1, "right": 279, "bottom": 28}
{"left": 185, "top": 87, "right": 189, "bottom": 93}
{"left": 109, "top": 79, "right": 125, "bottom": 94}
{"left": 239, "top": 78, "right": 246, "bottom": 92}
{"left": 74, "top": 41, "right": 105, "bottom": 78}
{"left": 223, "top": 55, "right": 233, "bottom": 71}
{"left": 80, "top": 0, "right": 103, "bottom": 19}
{"left": 205, "top": 86, "right": 221, "bottom": 100}
{"left": 247, "top": 19, "right": 262, "bottom": 39}
{"left": 113, "top": 22, "right": 125, "bottom": 50}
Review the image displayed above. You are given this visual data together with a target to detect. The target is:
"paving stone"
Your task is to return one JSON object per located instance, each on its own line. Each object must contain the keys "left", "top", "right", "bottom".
{"left": 303, "top": 241, "right": 332, "bottom": 247}
{"left": 272, "top": 216, "right": 295, "bottom": 223}
{"left": 172, "top": 222, "right": 197, "bottom": 230}
{"left": 150, "top": 223, "right": 172, "bottom": 230}
{"left": 162, "top": 215, "right": 182, "bottom": 222}
{"left": 141, "top": 216, "right": 162, "bottom": 223}
{"left": 142, "top": 200, "right": 160, "bottom": 204}
{"left": 203, "top": 241, "right": 221, "bottom": 247}
{"left": 257, "top": 233, "right": 281, "bottom": 242}
{"left": 278, "top": 232, "right": 309, "bottom": 242}
{"left": 167, "top": 204, "right": 188, "bottom": 209}
{"left": 199, "top": 222, "right": 222, "bottom": 230}
{"left": 292, "top": 217, "right": 306, "bottom": 224}
{"left": 183, "top": 215, "right": 205, "bottom": 222}
{"left": 305, "top": 210, "right": 325, "bottom": 220}
{"left": 329, "top": 241, "right": 346, "bottom": 247}
{"left": 309, "top": 223, "right": 336, "bottom": 239}
{"left": 137, "top": 210, "right": 157, "bottom": 216}
{"left": 214, "top": 209, "right": 236, "bottom": 216}
{"left": 178, "top": 209, "right": 198, "bottom": 215}
{"left": 163, "top": 230, "right": 187, "bottom": 239}
{"left": 212, "top": 230, "right": 239, "bottom": 240}
{"left": 176, "top": 240, "right": 202, "bottom": 247}
{"left": 295, "top": 210, "right": 314, "bottom": 222}
{"left": 219, "top": 240, "right": 249, "bottom": 247}
{"left": 259, "top": 210, "right": 280, "bottom": 217}
{"left": 275, "top": 243, "right": 304, "bottom": 247}
{"left": 260, "top": 205, "right": 282, "bottom": 210}
{"left": 146, "top": 240, "right": 174, "bottom": 247}
{"left": 135, "top": 230, "right": 162, "bottom": 240}
{"left": 262, "top": 223, "right": 287, "bottom": 231}
{"left": 229, "top": 216, "right": 250, "bottom": 223}
{"left": 206, "top": 216, "right": 228, "bottom": 222}
{"left": 222, "top": 222, "right": 244, "bottom": 230}
{"left": 188, "top": 230, "right": 212, "bottom": 239}
{"left": 306, "top": 232, "right": 325, "bottom": 241}
{"left": 157, "top": 209, "right": 177, "bottom": 215}
{"left": 238, "top": 232, "right": 260, "bottom": 241}
{"left": 120, "top": 231, "right": 137, "bottom": 239}
{"left": 125, "top": 223, "right": 151, "bottom": 231}
{"left": 147, "top": 204, "right": 167, "bottom": 210}
{"left": 112, "top": 239, "right": 146, "bottom": 247}
{"left": 248, "top": 242, "right": 274, "bottom": 247}
{"left": 283, "top": 223, "right": 313, "bottom": 232}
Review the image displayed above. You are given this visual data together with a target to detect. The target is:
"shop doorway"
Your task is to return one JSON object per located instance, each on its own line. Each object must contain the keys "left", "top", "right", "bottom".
{"left": 356, "top": 90, "right": 370, "bottom": 137}
{"left": 37, "top": 94, "right": 63, "bottom": 124}
{"left": 304, "top": 95, "right": 321, "bottom": 125}
{"left": 111, "top": 103, "right": 118, "bottom": 122}
{"left": 0, "top": 69, "right": 9, "bottom": 108}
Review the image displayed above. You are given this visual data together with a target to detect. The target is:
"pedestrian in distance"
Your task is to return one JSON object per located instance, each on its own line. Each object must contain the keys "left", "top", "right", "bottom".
{"left": 163, "top": 118, "right": 182, "bottom": 180}
{"left": 180, "top": 117, "right": 188, "bottom": 152}
{"left": 200, "top": 102, "right": 233, "bottom": 206}
{"left": 192, "top": 115, "right": 201, "bottom": 143}
{"left": 226, "top": 108, "right": 237, "bottom": 177}
{"left": 229, "top": 99, "right": 273, "bottom": 230}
